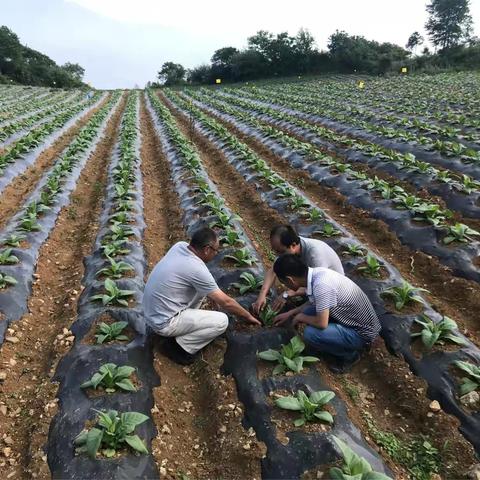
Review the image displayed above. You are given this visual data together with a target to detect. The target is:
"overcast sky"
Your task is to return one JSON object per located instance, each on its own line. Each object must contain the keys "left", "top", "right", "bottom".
{"left": 2, "top": 0, "right": 479, "bottom": 89}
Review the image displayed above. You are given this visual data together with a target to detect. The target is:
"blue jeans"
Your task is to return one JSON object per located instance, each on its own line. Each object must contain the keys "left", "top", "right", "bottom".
{"left": 302, "top": 306, "right": 366, "bottom": 362}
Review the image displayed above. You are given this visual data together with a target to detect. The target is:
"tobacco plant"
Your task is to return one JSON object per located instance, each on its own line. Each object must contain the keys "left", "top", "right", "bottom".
{"left": 454, "top": 361, "right": 480, "bottom": 395}
{"left": 257, "top": 336, "right": 319, "bottom": 374}
{"left": 0, "top": 272, "right": 17, "bottom": 289}
{"left": 231, "top": 272, "right": 263, "bottom": 294}
{"left": 0, "top": 248, "right": 19, "bottom": 265}
{"left": 315, "top": 223, "right": 340, "bottom": 238}
{"left": 90, "top": 279, "right": 135, "bottom": 307}
{"left": 258, "top": 304, "right": 278, "bottom": 327}
{"left": 329, "top": 436, "right": 392, "bottom": 479}
{"left": 275, "top": 389, "right": 335, "bottom": 426}
{"left": 412, "top": 315, "right": 466, "bottom": 349}
{"left": 442, "top": 223, "right": 480, "bottom": 244}
{"left": 225, "top": 247, "right": 256, "bottom": 267}
{"left": 81, "top": 363, "right": 137, "bottom": 393}
{"left": 95, "top": 321, "right": 130, "bottom": 344}
{"left": 1, "top": 233, "right": 26, "bottom": 247}
{"left": 382, "top": 282, "right": 428, "bottom": 310}
{"left": 96, "top": 258, "right": 134, "bottom": 279}
{"left": 357, "top": 254, "right": 383, "bottom": 278}
{"left": 74, "top": 409, "right": 148, "bottom": 458}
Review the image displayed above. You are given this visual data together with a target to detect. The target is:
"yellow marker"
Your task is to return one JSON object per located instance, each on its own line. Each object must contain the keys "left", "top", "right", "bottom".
{"left": 401, "top": 67, "right": 408, "bottom": 73}
{"left": 215, "top": 78, "right": 222, "bottom": 84}
{"left": 358, "top": 80, "right": 365, "bottom": 89}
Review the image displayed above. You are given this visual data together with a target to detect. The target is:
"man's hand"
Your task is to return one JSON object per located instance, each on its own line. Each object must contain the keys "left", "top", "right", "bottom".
{"left": 273, "top": 311, "right": 293, "bottom": 326}
{"left": 291, "top": 313, "right": 305, "bottom": 329}
{"left": 252, "top": 295, "right": 266, "bottom": 315}
{"left": 245, "top": 313, "right": 262, "bottom": 326}
{"left": 272, "top": 295, "right": 287, "bottom": 312}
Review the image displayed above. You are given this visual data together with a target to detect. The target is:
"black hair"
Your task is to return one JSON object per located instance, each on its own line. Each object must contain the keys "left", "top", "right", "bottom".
{"left": 273, "top": 254, "right": 308, "bottom": 280}
{"left": 270, "top": 224, "right": 300, "bottom": 247}
{"left": 190, "top": 227, "right": 218, "bottom": 249}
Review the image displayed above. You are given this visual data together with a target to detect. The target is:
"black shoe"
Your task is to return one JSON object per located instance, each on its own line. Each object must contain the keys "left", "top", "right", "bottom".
{"left": 327, "top": 351, "right": 361, "bottom": 374}
{"left": 161, "top": 337, "right": 196, "bottom": 365}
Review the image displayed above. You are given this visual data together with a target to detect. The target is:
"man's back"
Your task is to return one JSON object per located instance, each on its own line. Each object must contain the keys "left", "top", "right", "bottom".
{"left": 308, "top": 267, "right": 380, "bottom": 342}
{"left": 300, "top": 236, "right": 344, "bottom": 275}
{"left": 143, "top": 242, "right": 218, "bottom": 329}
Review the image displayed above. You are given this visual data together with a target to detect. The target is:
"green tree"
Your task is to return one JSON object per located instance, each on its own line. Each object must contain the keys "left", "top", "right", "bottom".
{"left": 157, "top": 62, "right": 186, "bottom": 86}
{"left": 211, "top": 47, "right": 239, "bottom": 67}
{"left": 425, "top": 0, "right": 473, "bottom": 50}
{"left": 62, "top": 62, "right": 85, "bottom": 81}
{"left": 406, "top": 31, "right": 424, "bottom": 54}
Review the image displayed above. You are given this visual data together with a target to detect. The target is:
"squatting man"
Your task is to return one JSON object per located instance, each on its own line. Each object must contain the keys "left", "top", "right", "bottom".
{"left": 143, "top": 225, "right": 381, "bottom": 371}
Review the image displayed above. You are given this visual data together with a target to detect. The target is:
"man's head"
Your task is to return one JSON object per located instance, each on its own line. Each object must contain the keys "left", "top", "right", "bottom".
{"left": 270, "top": 225, "right": 301, "bottom": 256}
{"left": 273, "top": 254, "right": 308, "bottom": 291}
{"left": 190, "top": 227, "right": 220, "bottom": 263}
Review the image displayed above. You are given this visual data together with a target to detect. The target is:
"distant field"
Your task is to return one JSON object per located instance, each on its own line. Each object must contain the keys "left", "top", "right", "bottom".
{"left": 0, "top": 73, "right": 480, "bottom": 479}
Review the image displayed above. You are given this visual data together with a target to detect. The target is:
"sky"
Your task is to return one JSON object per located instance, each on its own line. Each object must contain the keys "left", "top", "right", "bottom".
{"left": 2, "top": 0, "right": 479, "bottom": 89}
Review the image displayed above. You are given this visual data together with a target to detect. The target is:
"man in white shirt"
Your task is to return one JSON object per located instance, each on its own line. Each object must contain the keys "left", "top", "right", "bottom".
{"left": 143, "top": 227, "right": 260, "bottom": 364}
{"left": 253, "top": 224, "right": 344, "bottom": 314}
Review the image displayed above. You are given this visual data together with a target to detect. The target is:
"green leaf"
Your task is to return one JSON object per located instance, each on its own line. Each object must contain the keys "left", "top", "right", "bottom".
{"left": 364, "top": 472, "right": 393, "bottom": 480}
{"left": 275, "top": 396, "right": 302, "bottom": 411}
{"left": 115, "top": 379, "right": 137, "bottom": 392}
{"left": 124, "top": 434, "right": 149, "bottom": 454}
{"left": 284, "top": 356, "right": 299, "bottom": 372}
{"left": 302, "top": 356, "right": 320, "bottom": 363}
{"left": 459, "top": 378, "right": 479, "bottom": 395}
{"left": 290, "top": 336, "right": 305, "bottom": 355}
{"left": 310, "top": 390, "right": 335, "bottom": 406}
{"left": 313, "top": 411, "right": 334, "bottom": 424}
{"left": 103, "top": 448, "right": 116, "bottom": 457}
{"left": 272, "top": 364, "right": 286, "bottom": 375}
{"left": 86, "top": 428, "right": 103, "bottom": 458}
{"left": 121, "top": 412, "right": 149, "bottom": 433}
{"left": 257, "top": 349, "right": 281, "bottom": 362}
{"left": 293, "top": 417, "right": 305, "bottom": 427}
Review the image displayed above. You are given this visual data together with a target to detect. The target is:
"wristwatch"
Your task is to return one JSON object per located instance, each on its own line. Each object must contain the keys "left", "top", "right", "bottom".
{"left": 282, "top": 292, "right": 289, "bottom": 300}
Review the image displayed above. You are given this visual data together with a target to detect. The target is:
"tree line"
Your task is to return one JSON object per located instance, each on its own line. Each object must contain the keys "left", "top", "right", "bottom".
{"left": 155, "top": 0, "right": 478, "bottom": 86}
{"left": 0, "top": 26, "right": 86, "bottom": 88}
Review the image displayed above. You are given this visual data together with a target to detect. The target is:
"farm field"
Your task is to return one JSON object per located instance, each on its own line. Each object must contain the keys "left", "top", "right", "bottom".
{"left": 0, "top": 72, "right": 479, "bottom": 479}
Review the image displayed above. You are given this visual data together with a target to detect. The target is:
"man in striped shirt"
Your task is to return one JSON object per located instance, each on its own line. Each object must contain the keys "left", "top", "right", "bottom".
{"left": 273, "top": 254, "right": 381, "bottom": 372}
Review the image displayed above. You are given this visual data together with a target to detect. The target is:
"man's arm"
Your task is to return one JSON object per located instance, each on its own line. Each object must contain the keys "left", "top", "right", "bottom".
{"left": 252, "top": 267, "right": 276, "bottom": 313}
{"left": 209, "top": 289, "right": 261, "bottom": 325}
{"left": 293, "top": 309, "right": 329, "bottom": 329}
{"left": 273, "top": 300, "right": 311, "bottom": 326}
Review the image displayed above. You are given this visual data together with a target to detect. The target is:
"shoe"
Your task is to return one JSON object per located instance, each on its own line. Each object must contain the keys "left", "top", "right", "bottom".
{"left": 327, "top": 351, "right": 361, "bottom": 374}
{"left": 161, "top": 337, "right": 196, "bottom": 365}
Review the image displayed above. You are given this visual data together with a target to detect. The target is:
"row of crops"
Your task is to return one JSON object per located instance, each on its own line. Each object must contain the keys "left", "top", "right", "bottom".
{"left": 0, "top": 74, "right": 479, "bottom": 479}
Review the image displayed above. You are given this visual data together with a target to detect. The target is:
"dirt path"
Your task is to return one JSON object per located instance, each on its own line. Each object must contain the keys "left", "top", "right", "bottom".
{"left": 161, "top": 93, "right": 478, "bottom": 478}
{"left": 0, "top": 95, "right": 111, "bottom": 231}
{"left": 140, "top": 94, "right": 264, "bottom": 479}
{"left": 0, "top": 94, "right": 127, "bottom": 479}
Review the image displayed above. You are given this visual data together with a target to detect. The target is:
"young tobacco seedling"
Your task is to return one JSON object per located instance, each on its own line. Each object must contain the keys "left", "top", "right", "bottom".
{"left": 95, "top": 321, "right": 130, "bottom": 344}
{"left": 307, "top": 208, "right": 323, "bottom": 222}
{"left": 101, "top": 240, "right": 130, "bottom": 258}
{"left": 329, "top": 436, "right": 392, "bottom": 479}
{"left": 220, "top": 227, "right": 244, "bottom": 247}
{"left": 231, "top": 272, "right": 263, "bottom": 294}
{"left": 412, "top": 314, "right": 466, "bottom": 349}
{"left": 443, "top": 223, "right": 480, "bottom": 244}
{"left": 358, "top": 254, "right": 383, "bottom": 278}
{"left": 74, "top": 409, "right": 148, "bottom": 458}
{"left": 315, "top": 223, "right": 340, "bottom": 238}
{"left": 96, "top": 258, "right": 134, "bottom": 279}
{"left": 81, "top": 363, "right": 137, "bottom": 393}
{"left": 290, "top": 195, "right": 308, "bottom": 211}
{"left": 382, "top": 282, "right": 428, "bottom": 311}
{"left": 257, "top": 336, "right": 319, "bottom": 374}
{"left": 225, "top": 248, "right": 256, "bottom": 267}
{"left": 454, "top": 360, "right": 480, "bottom": 395}
{"left": 0, "top": 248, "right": 19, "bottom": 265}
{"left": 0, "top": 272, "right": 17, "bottom": 289}
{"left": 2, "top": 233, "right": 26, "bottom": 247}
{"left": 19, "top": 213, "right": 41, "bottom": 232}
{"left": 258, "top": 304, "right": 278, "bottom": 327}
{"left": 90, "top": 279, "right": 135, "bottom": 307}
{"left": 275, "top": 390, "right": 335, "bottom": 426}
{"left": 342, "top": 244, "right": 366, "bottom": 257}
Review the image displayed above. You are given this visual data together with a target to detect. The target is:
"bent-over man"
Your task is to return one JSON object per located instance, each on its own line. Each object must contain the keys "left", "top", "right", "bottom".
{"left": 143, "top": 227, "right": 260, "bottom": 365}
{"left": 273, "top": 254, "right": 381, "bottom": 372}
{"left": 253, "top": 224, "right": 344, "bottom": 313}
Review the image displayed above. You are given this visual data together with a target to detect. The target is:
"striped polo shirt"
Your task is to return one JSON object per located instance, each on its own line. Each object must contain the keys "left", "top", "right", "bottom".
{"left": 306, "top": 267, "right": 381, "bottom": 343}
